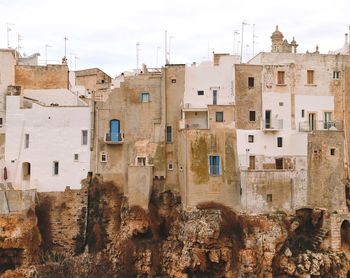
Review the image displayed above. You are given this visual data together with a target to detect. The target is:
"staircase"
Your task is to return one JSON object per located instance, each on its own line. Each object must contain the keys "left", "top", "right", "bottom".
{"left": 311, "top": 228, "right": 328, "bottom": 250}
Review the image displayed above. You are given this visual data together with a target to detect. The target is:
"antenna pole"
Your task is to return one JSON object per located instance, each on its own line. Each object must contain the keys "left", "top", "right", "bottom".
{"left": 64, "top": 36, "right": 68, "bottom": 58}
{"left": 240, "top": 21, "right": 247, "bottom": 63}
{"left": 7, "top": 23, "right": 14, "bottom": 48}
{"left": 252, "top": 24, "right": 257, "bottom": 57}
{"left": 165, "top": 30, "right": 168, "bottom": 65}
{"left": 136, "top": 42, "right": 140, "bottom": 70}
{"left": 233, "top": 30, "right": 239, "bottom": 54}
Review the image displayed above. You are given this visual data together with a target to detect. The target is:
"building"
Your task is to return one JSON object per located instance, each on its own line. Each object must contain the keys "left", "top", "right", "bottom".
{"left": 5, "top": 88, "right": 91, "bottom": 191}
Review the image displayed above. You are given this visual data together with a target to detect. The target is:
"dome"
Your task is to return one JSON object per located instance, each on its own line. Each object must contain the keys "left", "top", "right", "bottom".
{"left": 271, "top": 25, "right": 284, "bottom": 40}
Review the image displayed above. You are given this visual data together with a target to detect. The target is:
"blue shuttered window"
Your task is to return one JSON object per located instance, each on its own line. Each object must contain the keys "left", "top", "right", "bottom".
{"left": 209, "top": 155, "right": 220, "bottom": 176}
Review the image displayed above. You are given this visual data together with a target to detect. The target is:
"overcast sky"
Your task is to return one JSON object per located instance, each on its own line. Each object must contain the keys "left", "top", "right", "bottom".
{"left": 0, "top": 0, "right": 349, "bottom": 77}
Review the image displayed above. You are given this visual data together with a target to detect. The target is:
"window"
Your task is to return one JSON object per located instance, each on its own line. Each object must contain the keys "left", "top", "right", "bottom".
{"left": 100, "top": 152, "right": 107, "bottom": 162}
{"left": 277, "top": 137, "right": 283, "bottom": 148}
{"left": 267, "top": 194, "right": 273, "bottom": 202}
{"left": 333, "top": 71, "right": 341, "bottom": 80}
{"left": 140, "top": 92, "right": 150, "bottom": 103}
{"left": 301, "top": 109, "right": 305, "bottom": 118}
{"left": 168, "top": 163, "right": 173, "bottom": 171}
{"left": 209, "top": 155, "right": 220, "bottom": 176}
{"left": 0, "top": 117, "right": 3, "bottom": 127}
{"left": 216, "top": 112, "right": 223, "bottom": 122}
{"left": 277, "top": 71, "right": 285, "bottom": 84}
{"left": 249, "top": 111, "right": 256, "bottom": 122}
{"left": 166, "top": 126, "right": 172, "bottom": 143}
{"left": 248, "top": 135, "right": 254, "bottom": 143}
{"left": 74, "top": 154, "right": 79, "bottom": 161}
{"left": 248, "top": 77, "right": 254, "bottom": 88}
{"left": 171, "top": 78, "right": 177, "bottom": 83}
{"left": 330, "top": 148, "right": 335, "bottom": 156}
{"left": 24, "top": 134, "right": 29, "bottom": 149}
{"left": 53, "top": 161, "right": 59, "bottom": 175}
{"left": 307, "top": 70, "right": 314, "bottom": 84}
{"left": 324, "top": 112, "right": 332, "bottom": 129}
{"left": 279, "top": 102, "right": 284, "bottom": 106}
{"left": 197, "top": 90, "right": 204, "bottom": 95}
{"left": 81, "top": 130, "right": 88, "bottom": 145}
{"left": 137, "top": 157, "right": 146, "bottom": 166}
{"left": 275, "top": 158, "right": 283, "bottom": 169}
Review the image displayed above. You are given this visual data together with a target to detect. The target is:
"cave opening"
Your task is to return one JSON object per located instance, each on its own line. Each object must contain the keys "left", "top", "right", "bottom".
{"left": 0, "top": 248, "right": 24, "bottom": 273}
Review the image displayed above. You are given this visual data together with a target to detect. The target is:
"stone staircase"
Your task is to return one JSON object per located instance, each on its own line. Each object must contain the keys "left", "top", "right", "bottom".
{"left": 311, "top": 228, "right": 328, "bottom": 250}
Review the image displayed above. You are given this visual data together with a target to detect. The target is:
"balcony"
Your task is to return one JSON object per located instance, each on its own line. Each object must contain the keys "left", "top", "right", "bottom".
{"left": 262, "top": 119, "right": 283, "bottom": 131}
{"left": 104, "top": 132, "right": 124, "bottom": 144}
{"left": 299, "top": 120, "right": 343, "bottom": 132}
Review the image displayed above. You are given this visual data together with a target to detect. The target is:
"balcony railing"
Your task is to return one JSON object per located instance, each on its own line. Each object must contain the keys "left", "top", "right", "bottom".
{"left": 262, "top": 119, "right": 283, "bottom": 131}
{"left": 104, "top": 132, "right": 124, "bottom": 144}
{"left": 298, "top": 120, "right": 343, "bottom": 132}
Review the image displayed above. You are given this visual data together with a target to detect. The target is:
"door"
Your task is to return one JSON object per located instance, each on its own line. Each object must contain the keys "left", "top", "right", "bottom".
{"left": 213, "top": 90, "right": 217, "bottom": 105}
{"left": 324, "top": 112, "right": 332, "bottom": 129}
{"left": 309, "top": 113, "right": 316, "bottom": 131}
{"left": 249, "top": 156, "right": 255, "bottom": 170}
{"left": 265, "top": 110, "right": 271, "bottom": 128}
{"left": 110, "top": 119, "right": 120, "bottom": 142}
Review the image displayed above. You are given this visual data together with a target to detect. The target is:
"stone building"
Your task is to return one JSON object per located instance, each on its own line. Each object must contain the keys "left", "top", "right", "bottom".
{"left": 236, "top": 27, "right": 350, "bottom": 214}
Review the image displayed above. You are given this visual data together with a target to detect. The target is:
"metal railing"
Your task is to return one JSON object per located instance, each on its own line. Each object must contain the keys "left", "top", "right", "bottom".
{"left": 104, "top": 132, "right": 124, "bottom": 144}
{"left": 298, "top": 120, "right": 343, "bottom": 132}
{"left": 262, "top": 119, "right": 283, "bottom": 130}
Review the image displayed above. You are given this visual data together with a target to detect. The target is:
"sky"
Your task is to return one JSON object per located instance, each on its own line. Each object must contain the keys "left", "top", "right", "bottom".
{"left": 0, "top": 0, "right": 349, "bottom": 77}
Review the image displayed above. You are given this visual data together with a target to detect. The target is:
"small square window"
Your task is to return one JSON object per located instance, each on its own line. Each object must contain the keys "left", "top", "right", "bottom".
{"left": 279, "top": 102, "right": 284, "bottom": 106}
{"left": 330, "top": 148, "right": 335, "bottom": 156}
{"left": 248, "top": 135, "right": 254, "bottom": 143}
{"left": 277, "top": 137, "right": 283, "bottom": 148}
{"left": 168, "top": 163, "right": 173, "bottom": 171}
{"left": 333, "top": 71, "right": 341, "bottom": 80}
{"left": 137, "top": 157, "right": 146, "bottom": 166}
{"left": 267, "top": 194, "right": 272, "bottom": 202}
{"left": 171, "top": 78, "right": 176, "bottom": 83}
{"left": 101, "top": 152, "right": 107, "bottom": 162}
{"left": 248, "top": 77, "right": 254, "bottom": 88}
{"left": 74, "top": 154, "right": 79, "bottom": 161}
{"left": 216, "top": 112, "right": 223, "bottom": 122}
{"left": 140, "top": 92, "right": 150, "bottom": 103}
{"left": 249, "top": 111, "right": 256, "bottom": 122}
{"left": 275, "top": 158, "right": 283, "bottom": 169}
{"left": 197, "top": 90, "right": 204, "bottom": 96}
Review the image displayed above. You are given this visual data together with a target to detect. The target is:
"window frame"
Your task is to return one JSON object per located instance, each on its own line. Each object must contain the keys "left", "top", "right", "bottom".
{"left": 53, "top": 161, "right": 59, "bottom": 176}
{"left": 140, "top": 92, "right": 151, "bottom": 103}
{"left": 209, "top": 155, "right": 220, "bottom": 176}
{"left": 277, "top": 137, "right": 283, "bottom": 148}
{"left": 248, "top": 77, "right": 254, "bottom": 88}
{"left": 215, "top": 111, "right": 224, "bottom": 122}
{"left": 166, "top": 126, "right": 172, "bottom": 143}
{"left": 81, "top": 130, "right": 88, "bottom": 145}
{"left": 197, "top": 90, "right": 204, "bottom": 96}
{"left": 333, "top": 71, "right": 341, "bottom": 80}
{"left": 24, "top": 133, "right": 30, "bottom": 149}
{"left": 249, "top": 110, "right": 256, "bottom": 122}
{"left": 74, "top": 154, "right": 79, "bottom": 161}
{"left": 248, "top": 135, "right": 254, "bottom": 143}
{"left": 277, "top": 71, "right": 285, "bottom": 85}
{"left": 307, "top": 70, "right": 314, "bottom": 84}
{"left": 100, "top": 152, "right": 107, "bottom": 162}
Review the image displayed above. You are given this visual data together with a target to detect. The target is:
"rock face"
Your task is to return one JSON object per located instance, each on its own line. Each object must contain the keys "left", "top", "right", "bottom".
{"left": 2, "top": 179, "right": 350, "bottom": 277}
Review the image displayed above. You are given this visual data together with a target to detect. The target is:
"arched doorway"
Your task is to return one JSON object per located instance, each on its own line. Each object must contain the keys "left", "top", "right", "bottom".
{"left": 341, "top": 220, "right": 350, "bottom": 251}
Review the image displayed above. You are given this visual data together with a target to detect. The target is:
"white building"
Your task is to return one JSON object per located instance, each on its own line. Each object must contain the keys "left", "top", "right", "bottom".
{"left": 180, "top": 53, "right": 240, "bottom": 129}
{"left": 5, "top": 89, "right": 91, "bottom": 191}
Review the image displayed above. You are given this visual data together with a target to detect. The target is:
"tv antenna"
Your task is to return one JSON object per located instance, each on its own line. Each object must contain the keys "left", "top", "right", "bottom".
{"left": 233, "top": 30, "right": 240, "bottom": 54}
{"left": 7, "top": 23, "right": 15, "bottom": 48}
{"left": 240, "top": 21, "right": 248, "bottom": 63}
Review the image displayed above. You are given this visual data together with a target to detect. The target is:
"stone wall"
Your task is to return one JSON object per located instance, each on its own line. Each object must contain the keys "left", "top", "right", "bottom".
{"left": 307, "top": 131, "right": 347, "bottom": 211}
{"left": 15, "top": 64, "right": 68, "bottom": 89}
{"left": 0, "top": 190, "right": 36, "bottom": 214}
{"left": 235, "top": 64, "right": 262, "bottom": 130}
